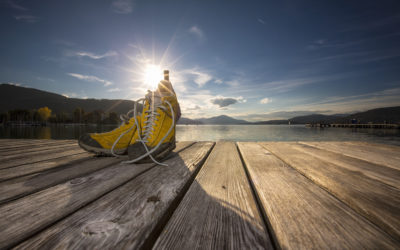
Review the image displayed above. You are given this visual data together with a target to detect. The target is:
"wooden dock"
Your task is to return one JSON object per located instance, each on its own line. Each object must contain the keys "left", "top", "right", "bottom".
{"left": 0, "top": 139, "right": 399, "bottom": 249}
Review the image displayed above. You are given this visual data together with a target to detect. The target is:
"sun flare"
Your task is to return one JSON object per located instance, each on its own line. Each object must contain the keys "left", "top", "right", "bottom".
{"left": 143, "top": 64, "right": 163, "bottom": 90}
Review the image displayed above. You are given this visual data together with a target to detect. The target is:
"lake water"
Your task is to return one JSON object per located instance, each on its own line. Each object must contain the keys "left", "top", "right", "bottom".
{"left": 1, "top": 124, "right": 400, "bottom": 146}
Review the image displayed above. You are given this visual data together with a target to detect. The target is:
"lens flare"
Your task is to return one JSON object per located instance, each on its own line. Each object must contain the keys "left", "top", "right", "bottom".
{"left": 143, "top": 64, "right": 163, "bottom": 90}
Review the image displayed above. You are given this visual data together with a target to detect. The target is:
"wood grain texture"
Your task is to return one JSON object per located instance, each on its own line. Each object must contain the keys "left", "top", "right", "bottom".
{"left": 0, "top": 144, "right": 79, "bottom": 162}
{"left": 14, "top": 142, "right": 213, "bottom": 250}
{"left": 0, "top": 139, "right": 75, "bottom": 150}
{"left": 0, "top": 152, "right": 90, "bottom": 181}
{"left": 285, "top": 142, "right": 400, "bottom": 189}
{"left": 0, "top": 156, "right": 120, "bottom": 204}
{"left": 0, "top": 142, "right": 194, "bottom": 249}
{"left": 260, "top": 142, "right": 400, "bottom": 242}
{"left": 238, "top": 142, "right": 398, "bottom": 249}
{"left": 0, "top": 148, "right": 85, "bottom": 169}
{"left": 154, "top": 141, "right": 273, "bottom": 250}
{"left": 0, "top": 142, "right": 78, "bottom": 156}
{"left": 300, "top": 141, "right": 400, "bottom": 171}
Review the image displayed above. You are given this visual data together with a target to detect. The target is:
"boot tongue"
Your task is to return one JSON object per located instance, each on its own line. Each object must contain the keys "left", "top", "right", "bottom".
{"left": 157, "top": 80, "right": 175, "bottom": 96}
{"left": 145, "top": 80, "right": 175, "bottom": 106}
{"left": 145, "top": 89, "right": 162, "bottom": 107}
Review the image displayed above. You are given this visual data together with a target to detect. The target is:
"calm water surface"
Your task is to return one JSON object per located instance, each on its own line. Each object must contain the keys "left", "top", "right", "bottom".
{"left": 1, "top": 124, "right": 400, "bottom": 145}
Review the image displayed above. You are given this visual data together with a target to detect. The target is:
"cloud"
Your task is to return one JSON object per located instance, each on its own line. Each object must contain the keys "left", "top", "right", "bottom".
{"left": 7, "top": 82, "right": 21, "bottom": 86}
{"left": 210, "top": 96, "right": 246, "bottom": 108}
{"left": 307, "top": 39, "right": 327, "bottom": 50}
{"left": 260, "top": 98, "right": 271, "bottom": 104}
{"left": 14, "top": 15, "right": 39, "bottom": 23}
{"left": 183, "top": 69, "right": 212, "bottom": 87}
{"left": 107, "top": 88, "right": 121, "bottom": 92}
{"left": 72, "top": 50, "right": 118, "bottom": 59}
{"left": 257, "top": 18, "right": 266, "bottom": 25}
{"left": 6, "top": 0, "right": 27, "bottom": 11}
{"left": 189, "top": 26, "right": 204, "bottom": 39}
{"left": 225, "top": 80, "right": 240, "bottom": 87}
{"left": 62, "top": 92, "right": 77, "bottom": 98}
{"left": 67, "top": 73, "right": 112, "bottom": 86}
{"left": 214, "top": 79, "right": 223, "bottom": 84}
{"left": 112, "top": 0, "right": 134, "bottom": 14}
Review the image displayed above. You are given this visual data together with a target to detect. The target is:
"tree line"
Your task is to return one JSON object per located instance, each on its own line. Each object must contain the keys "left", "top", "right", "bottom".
{"left": 0, "top": 107, "right": 121, "bottom": 125}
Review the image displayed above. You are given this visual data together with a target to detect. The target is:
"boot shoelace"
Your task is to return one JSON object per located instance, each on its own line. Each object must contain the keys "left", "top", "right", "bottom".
{"left": 110, "top": 94, "right": 175, "bottom": 166}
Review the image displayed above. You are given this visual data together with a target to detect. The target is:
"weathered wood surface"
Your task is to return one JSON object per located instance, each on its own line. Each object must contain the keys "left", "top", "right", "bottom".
{"left": 300, "top": 141, "right": 400, "bottom": 171}
{"left": 0, "top": 156, "right": 119, "bottom": 204}
{"left": 261, "top": 142, "right": 400, "bottom": 241}
{"left": 0, "top": 142, "right": 78, "bottom": 156}
{"left": 0, "top": 144, "right": 79, "bottom": 162}
{"left": 0, "top": 152, "right": 91, "bottom": 181}
{"left": 0, "top": 139, "right": 399, "bottom": 249}
{"left": 0, "top": 141, "right": 194, "bottom": 249}
{"left": 15, "top": 142, "right": 214, "bottom": 250}
{"left": 238, "top": 142, "right": 398, "bottom": 249}
{"left": 0, "top": 139, "right": 75, "bottom": 150}
{"left": 285, "top": 142, "right": 400, "bottom": 189}
{"left": 0, "top": 148, "right": 86, "bottom": 169}
{"left": 154, "top": 142, "right": 273, "bottom": 249}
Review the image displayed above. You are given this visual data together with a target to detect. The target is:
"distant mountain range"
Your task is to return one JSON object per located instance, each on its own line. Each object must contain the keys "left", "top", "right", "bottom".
{"left": 178, "top": 108, "right": 400, "bottom": 125}
{"left": 0, "top": 83, "right": 138, "bottom": 114}
{"left": 1, "top": 83, "right": 399, "bottom": 124}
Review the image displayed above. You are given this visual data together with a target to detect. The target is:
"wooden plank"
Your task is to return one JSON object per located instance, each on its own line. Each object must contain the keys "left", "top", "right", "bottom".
{"left": 0, "top": 142, "right": 195, "bottom": 203}
{"left": 0, "top": 140, "right": 75, "bottom": 149}
{"left": 343, "top": 141, "right": 400, "bottom": 153}
{"left": 0, "top": 144, "right": 79, "bottom": 161}
{"left": 154, "top": 141, "right": 272, "bottom": 249}
{"left": 238, "top": 142, "right": 398, "bottom": 249}
{"left": 0, "top": 148, "right": 86, "bottom": 169}
{"left": 0, "top": 140, "right": 77, "bottom": 153}
{"left": 0, "top": 142, "right": 78, "bottom": 156}
{"left": 0, "top": 141, "right": 196, "bottom": 249}
{"left": 14, "top": 142, "right": 213, "bottom": 250}
{"left": 285, "top": 142, "right": 400, "bottom": 189}
{"left": 261, "top": 142, "right": 400, "bottom": 241}
{"left": 0, "top": 153, "right": 91, "bottom": 181}
{"left": 300, "top": 141, "right": 400, "bottom": 171}
{"left": 0, "top": 156, "right": 118, "bottom": 204}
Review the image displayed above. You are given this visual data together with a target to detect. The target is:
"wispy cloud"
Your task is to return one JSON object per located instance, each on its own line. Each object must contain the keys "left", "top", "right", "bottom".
{"left": 62, "top": 92, "right": 77, "bottom": 98}
{"left": 6, "top": 0, "right": 27, "bottom": 11}
{"left": 67, "top": 73, "right": 112, "bottom": 86}
{"left": 257, "top": 18, "right": 266, "bottom": 25}
{"left": 6, "top": 82, "right": 21, "bottom": 87}
{"left": 14, "top": 15, "right": 39, "bottom": 23}
{"left": 72, "top": 50, "right": 118, "bottom": 60}
{"left": 183, "top": 68, "right": 212, "bottom": 87}
{"left": 234, "top": 111, "right": 325, "bottom": 121}
{"left": 307, "top": 39, "right": 326, "bottom": 50}
{"left": 189, "top": 26, "right": 204, "bottom": 39}
{"left": 214, "top": 79, "right": 223, "bottom": 84}
{"left": 107, "top": 88, "right": 121, "bottom": 92}
{"left": 210, "top": 95, "right": 246, "bottom": 108}
{"left": 260, "top": 97, "right": 271, "bottom": 104}
{"left": 112, "top": 0, "right": 134, "bottom": 14}
{"left": 225, "top": 80, "right": 240, "bottom": 87}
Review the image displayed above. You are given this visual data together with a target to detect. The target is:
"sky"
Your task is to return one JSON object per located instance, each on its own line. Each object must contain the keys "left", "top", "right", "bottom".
{"left": 1, "top": 0, "right": 400, "bottom": 121}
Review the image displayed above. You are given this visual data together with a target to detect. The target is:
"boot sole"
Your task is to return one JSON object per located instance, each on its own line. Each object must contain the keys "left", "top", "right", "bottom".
{"left": 128, "top": 139, "right": 176, "bottom": 163}
{"left": 78, "top": 141, "right": 127, "bottom": 156}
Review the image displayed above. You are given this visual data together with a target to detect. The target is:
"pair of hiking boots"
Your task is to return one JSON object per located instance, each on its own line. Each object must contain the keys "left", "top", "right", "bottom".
{"left": 78, "top": 79, "right": 181, "bottom": 165}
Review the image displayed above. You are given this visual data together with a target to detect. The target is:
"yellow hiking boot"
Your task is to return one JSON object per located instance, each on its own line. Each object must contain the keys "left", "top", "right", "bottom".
{"left": 78, "top": 114, "right": 140, "bottom": 156}
{"left": 126, "top": 78, "right": 181, "bottom": 164}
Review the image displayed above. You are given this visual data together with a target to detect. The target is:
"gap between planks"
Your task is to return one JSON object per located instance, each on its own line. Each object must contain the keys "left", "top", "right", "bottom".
{"left": 238, "top": 142, "right": 398, "bottom": 249}
{"left": 12, "top": 141, "right": 212, "bottom": 250}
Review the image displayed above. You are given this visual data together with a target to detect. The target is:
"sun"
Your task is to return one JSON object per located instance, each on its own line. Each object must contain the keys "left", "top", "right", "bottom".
{"left": 143, "top": 64, "right": 163, "bottom": 90}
